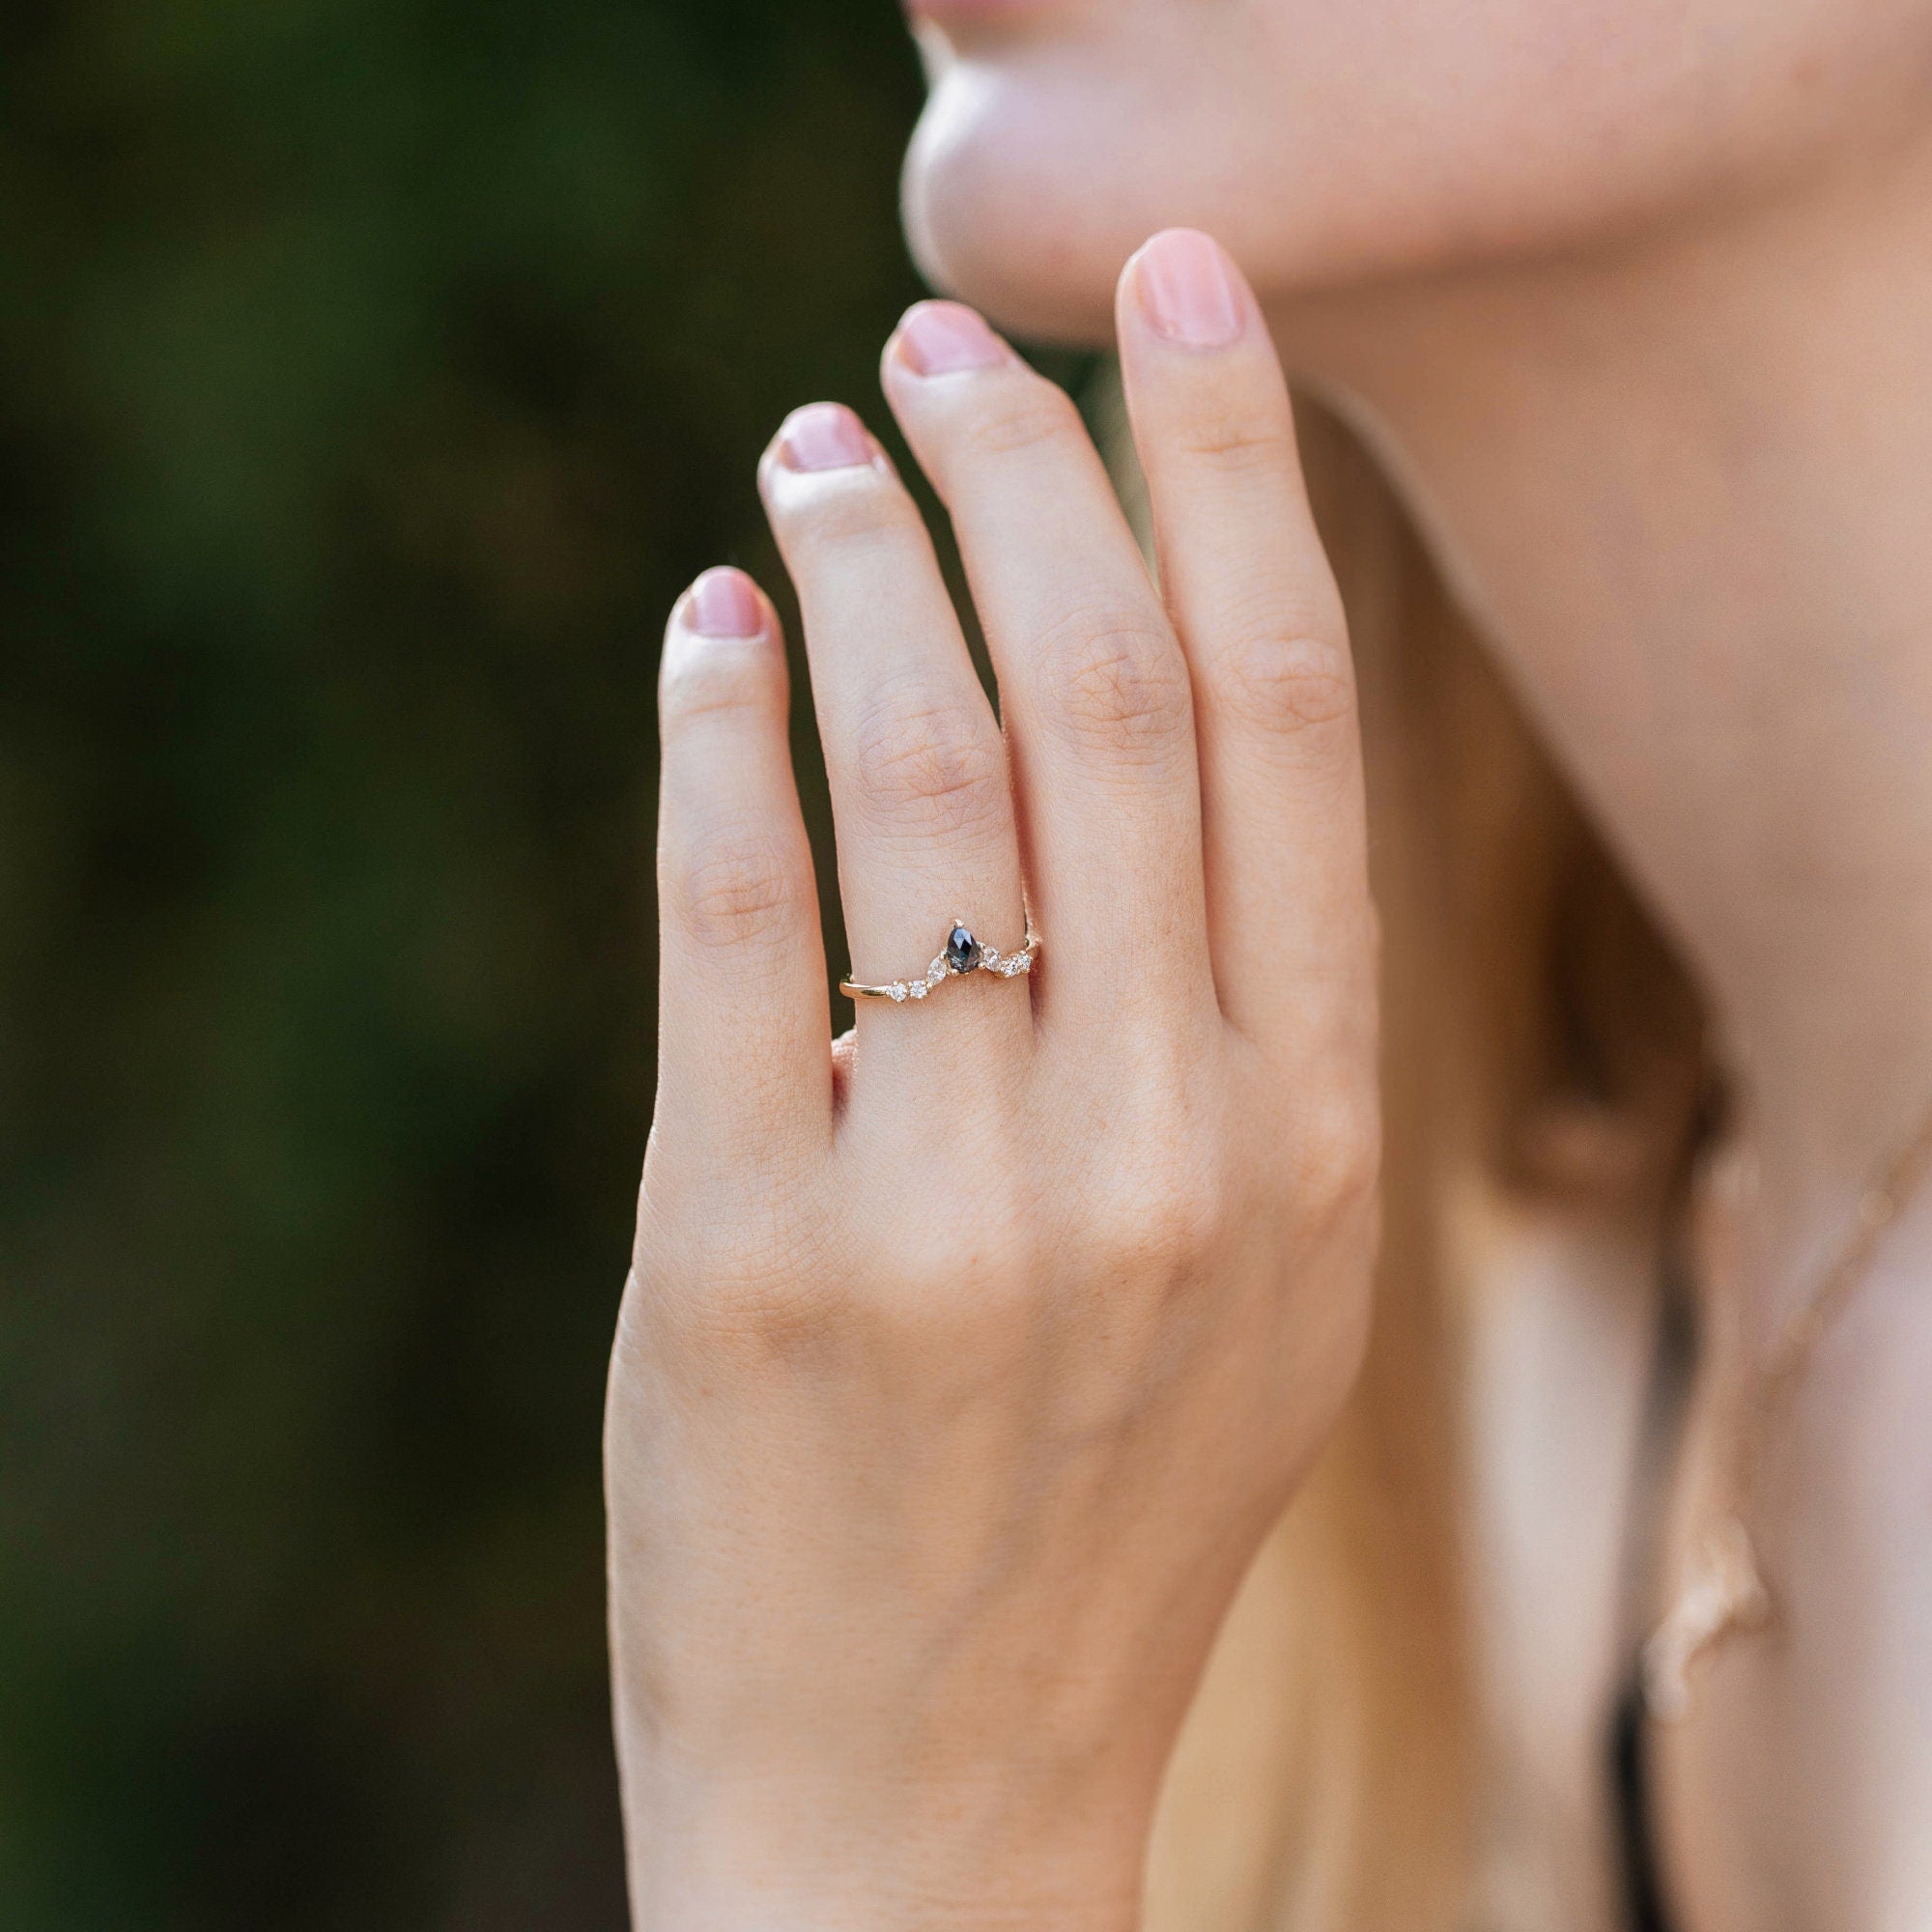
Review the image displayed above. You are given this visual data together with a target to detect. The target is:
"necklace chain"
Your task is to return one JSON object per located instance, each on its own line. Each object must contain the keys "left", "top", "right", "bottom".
{"left": 1643, "top": 1094, "right": 1932, "bottom": 1721}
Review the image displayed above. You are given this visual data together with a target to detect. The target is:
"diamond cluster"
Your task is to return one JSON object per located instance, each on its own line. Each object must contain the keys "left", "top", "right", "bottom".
{"left": 881, "top": 923, "right": 1034, "bottom": 1001}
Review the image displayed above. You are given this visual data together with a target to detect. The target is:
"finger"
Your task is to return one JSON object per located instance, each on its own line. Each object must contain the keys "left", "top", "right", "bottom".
{"left": 655, "top": 567, "right": 831, "bottom": 1162}
{"left": 1115, "top": 230, "right": 1373, "bottom": 1061}
{"left": 756, "top": 404, "right": 1032, "bottom": 1089}
{"left": 880, "top": 304, "right": 1210, "bottom": 1029}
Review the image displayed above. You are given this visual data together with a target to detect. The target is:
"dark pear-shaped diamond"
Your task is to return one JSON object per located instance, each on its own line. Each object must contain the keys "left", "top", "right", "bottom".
{"left": 946, "top": 923, "right": 981, "bottom": 974}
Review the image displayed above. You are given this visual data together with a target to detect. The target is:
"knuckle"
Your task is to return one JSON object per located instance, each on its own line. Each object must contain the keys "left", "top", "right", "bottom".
{"left": 774, "top": 469, "right": 919, "bottom": 553}
{"left": 667, "top": 826, "right": 796, "bottom": 951}
{"left": 1072, "top": 1113, "right": 1228, "bottom": 1281}
{"left": 1039, "top": 604, "right": 1192, "bottom": 759}
{"left": 659, "top": 640, "right": 780, "bottom": 729}
{"left": 630, "top": 1189, "right": 839, "bottom": 1365}
{"left": 1176, "top": 405, "right": 1295, "bottom": 476}
{"left": 955, "top": 377, "right": 1084, "bottom": 463}
{"left": 851, "top": 684, "right": 1007, "bottom": 837}
{"left": 1099, "top": 1172, "right": 1225, "bottom": 1282}
{"left": 686, "top": 1270, "right": 839, "bottom": 1363}
{"left": 1211, "top": 624, "right": 1356, "bottom": 739}
{"left": 1293, "top": 1084, "right": 1382, "bottom": 1215}
{"left": 871, "top": 1223, "right": 1037, "bottom": 1333}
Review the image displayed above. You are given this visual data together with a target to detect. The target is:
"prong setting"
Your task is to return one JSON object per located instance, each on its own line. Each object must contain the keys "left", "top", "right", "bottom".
{"left": 839, "top": 919, "right": 1040, "bottom": 1006}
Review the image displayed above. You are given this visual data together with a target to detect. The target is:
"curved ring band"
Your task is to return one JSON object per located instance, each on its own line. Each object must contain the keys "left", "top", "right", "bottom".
{"left": 840, "top": 917, "right": 1040, "bottom": 1005}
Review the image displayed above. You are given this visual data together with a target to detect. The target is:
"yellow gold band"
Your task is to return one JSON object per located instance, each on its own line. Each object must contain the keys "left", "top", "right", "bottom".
{"left": 839, "top": 916, "right": 1040, "bottom": 1005}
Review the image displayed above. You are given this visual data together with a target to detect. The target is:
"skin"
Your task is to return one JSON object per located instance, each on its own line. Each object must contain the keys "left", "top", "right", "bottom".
{"left": 611, "top": 2, "right": 1932, "bottom": 1925}
{"left": 611, "top": 246, "right": 1378, "bottom": 1931}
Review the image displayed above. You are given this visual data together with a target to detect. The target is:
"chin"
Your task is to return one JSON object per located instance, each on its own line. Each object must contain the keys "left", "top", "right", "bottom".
{"left": 901, "top": 72, "right": 1138, "bottom": 347}
{"left": 896, "top": 15, "right": 1480, "bottom": 349}
{"left": 896, "top": 10, "right": 1917, "bottom": 357}
{"left": 899, "top": 51, "right": 1503, "bottom": 350}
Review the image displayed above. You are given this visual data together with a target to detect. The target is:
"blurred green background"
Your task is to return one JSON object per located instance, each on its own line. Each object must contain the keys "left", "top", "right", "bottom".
{"left": 0, "top": 2, "right": 963, "bottom": 1923}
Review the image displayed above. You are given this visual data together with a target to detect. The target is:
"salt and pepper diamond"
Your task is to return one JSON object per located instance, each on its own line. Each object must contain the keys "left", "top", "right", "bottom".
{"left": 843, "top": 919, "right": 1037, "bottom": 1004}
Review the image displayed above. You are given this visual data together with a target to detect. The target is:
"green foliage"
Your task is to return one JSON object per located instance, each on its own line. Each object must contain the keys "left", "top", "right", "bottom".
{"left": 0, "top": 3, "right": 928, "bottom": 1922}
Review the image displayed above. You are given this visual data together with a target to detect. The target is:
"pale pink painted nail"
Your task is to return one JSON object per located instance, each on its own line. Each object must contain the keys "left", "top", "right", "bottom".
{"left": 779, "top": 403, "right": 873, "bottom": 472}
{"left": 1133, "top": 229, "right": 1246, "bottom": 349}
{"left": 897, "top": 301, "right": 1007, "bottom": 377}
{"left": 687, "top": 566, "right": 764, "bottom": 639}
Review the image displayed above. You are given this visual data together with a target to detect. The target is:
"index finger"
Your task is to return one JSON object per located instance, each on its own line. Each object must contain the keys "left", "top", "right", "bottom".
{"left": 1115, "top": 230, "right": 1373, "bottom": 1064}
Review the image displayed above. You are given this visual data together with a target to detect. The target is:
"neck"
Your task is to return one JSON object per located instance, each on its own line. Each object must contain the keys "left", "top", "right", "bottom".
{"left": 1272, "top": 136, "right": 1932, "bottom": 1306}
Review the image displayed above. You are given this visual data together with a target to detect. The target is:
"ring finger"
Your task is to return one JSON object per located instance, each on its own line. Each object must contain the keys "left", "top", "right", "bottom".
{"left": 758, "top": 402, "right": 1033, "bottom": 1097}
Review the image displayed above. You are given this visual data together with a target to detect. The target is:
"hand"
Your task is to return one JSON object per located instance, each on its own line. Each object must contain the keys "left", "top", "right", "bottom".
{"left": 607, "top": 229, "right": 1379, "bottom": 1932}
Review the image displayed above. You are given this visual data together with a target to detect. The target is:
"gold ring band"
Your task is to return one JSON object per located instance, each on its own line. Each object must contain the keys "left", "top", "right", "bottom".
{"left": 840, "top": 917, "right": 1040, "bottom": 1005}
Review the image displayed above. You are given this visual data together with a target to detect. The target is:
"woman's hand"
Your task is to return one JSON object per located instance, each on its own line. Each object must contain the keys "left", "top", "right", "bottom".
{"left": 607, "top": 230, "right": 1378, "bottom": 1932}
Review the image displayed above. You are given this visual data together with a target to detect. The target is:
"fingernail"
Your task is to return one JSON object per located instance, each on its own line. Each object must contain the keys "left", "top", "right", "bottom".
{"left": 1133, "top": 229, "right": 1246, "bottom": 349}
{"left": 896, "top": 301, "right": 1007, "bottom": 377}
{"left": 687, "top": 566, "right": 765, "bottom": 639}
{"left": 779, "top": 403, "right": 874, "bottom": 472}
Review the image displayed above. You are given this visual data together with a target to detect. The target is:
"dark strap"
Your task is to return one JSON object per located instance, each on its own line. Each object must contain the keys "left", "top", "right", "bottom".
{"left": 1611, "top": 1677, "right": 1674, "bottom": 1932}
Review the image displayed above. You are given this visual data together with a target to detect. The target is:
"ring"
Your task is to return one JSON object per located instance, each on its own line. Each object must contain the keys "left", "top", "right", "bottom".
{"left": 840, "top": 917, "right": 1040, "bottom": 1004}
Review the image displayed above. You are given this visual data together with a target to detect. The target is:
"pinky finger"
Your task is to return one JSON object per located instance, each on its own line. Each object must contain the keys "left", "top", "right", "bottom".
{"left": 653, "top": 568, "right": 831, "bottom": 1166}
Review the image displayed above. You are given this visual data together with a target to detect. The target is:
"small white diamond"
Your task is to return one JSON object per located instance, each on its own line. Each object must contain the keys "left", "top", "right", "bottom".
{"left": 908, "top": 979, "right": 928, "bottom": 999}
{"left": 927, "top": 958, "right": 950, "bottom": 984}
{"left": 889, "top": 981, "right": 908, "bottom": 1002}
{"left": 980, "top": 945, "right": 1000, "bottom": 968}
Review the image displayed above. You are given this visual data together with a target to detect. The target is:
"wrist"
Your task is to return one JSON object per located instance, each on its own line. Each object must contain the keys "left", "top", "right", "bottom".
{"left": 619, "top": 1744, "right": 1147, "bottom": 1932}
{"left": 630, "top": 1869, "right": 1140, "bottom": 1932}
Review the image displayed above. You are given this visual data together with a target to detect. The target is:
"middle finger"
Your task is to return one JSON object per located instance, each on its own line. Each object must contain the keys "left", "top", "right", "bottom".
{"left": 881, "top": 303, "right": 1211, "bottom": 1030}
